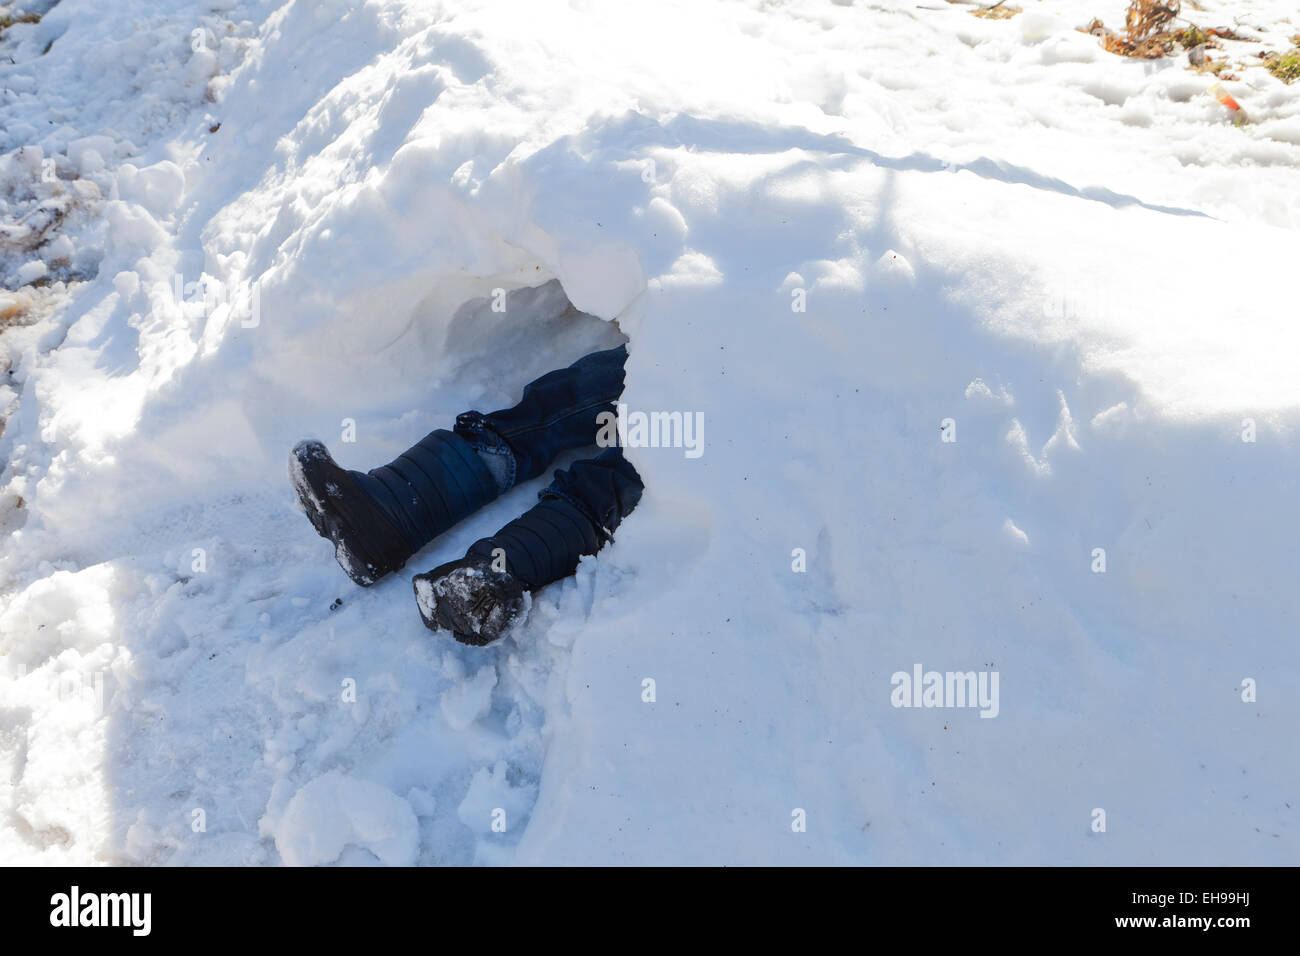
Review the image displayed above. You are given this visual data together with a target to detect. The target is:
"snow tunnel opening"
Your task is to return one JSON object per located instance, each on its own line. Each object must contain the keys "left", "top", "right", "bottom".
{"left": 434, "top": 277, "right": 627, "bottom": 407}
{"left": 265, "top": 271, "right": 629, "bottom": 426}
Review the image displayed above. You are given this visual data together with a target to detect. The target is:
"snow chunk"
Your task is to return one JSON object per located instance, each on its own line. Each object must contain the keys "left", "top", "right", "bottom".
{"left": 645, "top": 197, "right": 688, "bottom": 240}
{"left": 15, "top": 260, "right": 47, "bottom": 285}
{"left": 76, "top": 149, "right": 106, "bottom": 177}
{"left": 1019, "top": 9, "right": 1067, "bottom": 44}
{"left": 274, "top": 771, "right": 418, "bottom": 867}
{"left": 809, "top": 257, "right": 864, "bottom": 292}
{"left": 656, "top": 250, "right": 723, "bottom": 288}
{"left": 872, "top": 249, "right": 915, "bottom": 285}
{"left": 116, "top": 161, "right": 186, "bottom": 218}
{"left": 66, "top": 135, "right": 115, "bottom": 172}
{"left": 0, "top": 566, "right": 117, "bottom": 670}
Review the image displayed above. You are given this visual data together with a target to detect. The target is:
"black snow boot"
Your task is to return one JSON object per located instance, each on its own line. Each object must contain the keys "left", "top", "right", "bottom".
{"left": 412, "top": 496, "right": 608, "bottom": 645}
{"left": 411, "top": 554, "right": 528, "bottom": 647}
{"left": 289, "top": 429, "right": 500, "bottom": 587}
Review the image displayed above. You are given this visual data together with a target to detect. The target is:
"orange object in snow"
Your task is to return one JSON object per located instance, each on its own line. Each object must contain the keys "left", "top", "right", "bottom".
{"left": 1209, "top": 82, "right": 1247, "bottom": 124}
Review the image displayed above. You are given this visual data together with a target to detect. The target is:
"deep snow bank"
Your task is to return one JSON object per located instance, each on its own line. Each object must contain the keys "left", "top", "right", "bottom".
{"left": 2, "top": 0, "right": 1299, "bottom": 864}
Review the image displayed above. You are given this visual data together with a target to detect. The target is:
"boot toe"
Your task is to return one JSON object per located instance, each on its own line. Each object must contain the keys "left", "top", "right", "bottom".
{"left": 290, "top": 439, "right": 411, "bottom": 587}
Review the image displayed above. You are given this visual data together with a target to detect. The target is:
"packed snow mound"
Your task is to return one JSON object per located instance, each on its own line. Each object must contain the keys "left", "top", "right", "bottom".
{"left": 2, "top": 0, "right": 1298, "bottom": 864}
{"left": 268, "top": 769, "right": 418, "bottom": 866}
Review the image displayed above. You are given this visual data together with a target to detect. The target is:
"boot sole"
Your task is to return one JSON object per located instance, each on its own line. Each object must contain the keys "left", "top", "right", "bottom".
{"left": 412, "top": 563, "right": 526, "bottom": 646}
{"left": 289, "top": 440, "right": 411, "bottom": 587}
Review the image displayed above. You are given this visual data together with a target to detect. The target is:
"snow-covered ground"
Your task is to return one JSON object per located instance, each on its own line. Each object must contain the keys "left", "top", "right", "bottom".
{"left": 2, "top": 0, "right": 1298, "bottom": 865}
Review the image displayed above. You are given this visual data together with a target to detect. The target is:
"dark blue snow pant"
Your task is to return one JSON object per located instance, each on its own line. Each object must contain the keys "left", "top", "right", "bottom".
{"left": 453, "top": 345, "right": 644, "bottom": 562}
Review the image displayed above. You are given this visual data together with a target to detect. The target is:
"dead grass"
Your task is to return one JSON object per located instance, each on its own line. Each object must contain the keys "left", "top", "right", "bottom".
{"left": 1089, "top": 0, "right": 1182, "bottom": 59}
{"left": 0, "top": 292, "right": 34, "bottom": 325}
{"left": 1124, "top": 0, "right": 1181, "bottom": 40}
{"left": 970, "top": 1, "right": 1020, "bottom": 20}
{"left": 0, "top": 201, "right": 71, "bottom": 254}
{"left": 0, "top": 12, "right": 41, "bottom": 34}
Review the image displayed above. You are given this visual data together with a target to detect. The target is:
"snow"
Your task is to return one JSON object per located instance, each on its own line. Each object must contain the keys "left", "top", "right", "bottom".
{"left": 2, "top": 0, "right": 1298, "bottom": 865}
{"left": 440, "top": 664, "right": 497, "bottom": 732}
{"left": 269, "top": 768, "right": 419, "bottom": 867}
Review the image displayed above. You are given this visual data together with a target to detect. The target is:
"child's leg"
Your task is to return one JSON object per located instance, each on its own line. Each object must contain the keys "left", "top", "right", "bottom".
{"left": 412, "top": 448, "right": 644, "bottom": 644}
{"left": 290, "top": 344, "right": 629, "bottom": 587}
{"left": 453, "top": 344, "right": 628, "bottom": 489}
